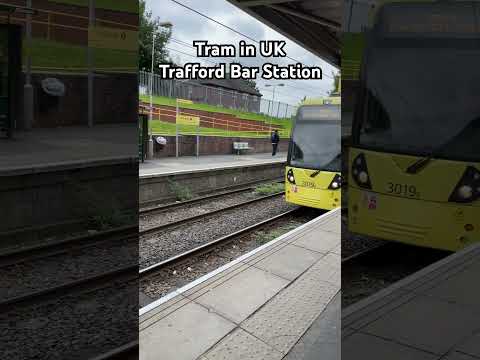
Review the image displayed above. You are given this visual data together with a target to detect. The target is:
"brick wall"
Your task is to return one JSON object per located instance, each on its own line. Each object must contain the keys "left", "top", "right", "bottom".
{"left": 153, "top": 135, "right": 289, "bottom": 157}
{"left": 29, "top": 73, "right": 137, "bottom": 127}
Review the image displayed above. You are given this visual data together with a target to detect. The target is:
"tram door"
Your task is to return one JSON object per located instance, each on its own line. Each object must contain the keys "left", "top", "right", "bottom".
{"left": 0, "top": 25, "right": 21, "bottom": 138}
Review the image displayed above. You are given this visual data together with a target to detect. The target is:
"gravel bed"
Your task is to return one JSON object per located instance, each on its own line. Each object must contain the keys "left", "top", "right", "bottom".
{"left": 342, "top": 242, "right": 450, "bottom": 308}
{"left": 140, "top": 190, "right": 263, "bottom": 230}
{"left": 140, "top": 195, "right": 297, "bottom": 269}
{"left": 0, "top": 221, "right": 136, "bottom": 257}
{"left": 0, "top": 237, "right": 137, "bottom": 302}
{"left": 341, "top": 211, "right": 385, "bottom": 259}
{"left": 139, "top": 179, "right": 283, "bottom": 212}
{"left": 1, "top": 278, "right": 137, "bottom": 360}
{"left": 140, "top": 211, "right": 319, "bottom": 299}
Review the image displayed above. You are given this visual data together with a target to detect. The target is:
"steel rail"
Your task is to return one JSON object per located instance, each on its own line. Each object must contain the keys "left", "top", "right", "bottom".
{"left": 139, "top": 192, "right": 286, "bottom": 237}
{"left": 140, "top": 207, "right": 303, "bottom": 277}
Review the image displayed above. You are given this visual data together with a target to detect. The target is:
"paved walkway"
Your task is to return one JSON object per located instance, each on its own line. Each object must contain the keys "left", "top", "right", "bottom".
{"left": 0, "top": 125, "right": 137, "bottom": 175}
{"left": 140, "top": 208, "right": 340, "bottom": 360}
{"left": 140, "top": 152, "right": 287, "bottom": 177}
{"left": 343, "top": 242, "right": 480, "bottom": 360}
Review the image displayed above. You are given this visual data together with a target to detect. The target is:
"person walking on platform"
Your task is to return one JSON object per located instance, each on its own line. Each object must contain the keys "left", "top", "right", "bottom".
{"left": 271, "top": 129, "right": 280, "bottom": 156}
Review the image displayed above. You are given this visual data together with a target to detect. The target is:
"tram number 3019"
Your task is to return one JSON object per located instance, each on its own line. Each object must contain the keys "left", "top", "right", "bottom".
{"left": 386, "top": 182, "right": 419, "bottom": 198}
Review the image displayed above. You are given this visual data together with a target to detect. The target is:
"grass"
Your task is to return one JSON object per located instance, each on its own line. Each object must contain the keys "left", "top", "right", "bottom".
{"left": 168, "top": 180, "right": 193, "bottom": 201}
{"left": 254, "top": 182, "right": 285, "bottom": 195}
{"left": 253, "top": 223, "right": 299, "bottom": 244}
{"left": 51, "top": 0, "right": 138, "bottom": 13}
{"left": 25, "top": 39, "right": 137, "bottom": 72}
{"left": 150, "top": 120, "right": 290, "bottom": 138}
{"left": 140, "top": 94, "right": 292, "bottom": 129}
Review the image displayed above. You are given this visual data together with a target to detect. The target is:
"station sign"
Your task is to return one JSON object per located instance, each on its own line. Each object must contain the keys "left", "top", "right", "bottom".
{"left": 177, "top": 99, "right": 194, "bottom": 104}
{"left": 176, "top": 114, "right": 200, "bottom": 126}
{"left": 88, "top": 26, "right": 138, "bottom": 51}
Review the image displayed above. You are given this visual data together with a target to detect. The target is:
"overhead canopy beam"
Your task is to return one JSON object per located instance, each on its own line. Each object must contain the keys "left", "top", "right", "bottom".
{"left": 268, "top": 4, "right": 341, "bottom": 30}
{"left": 240, "top": 0, "right": 301, "bottom": 7}
{"left": 227, "top": 0, "right": 341, "bottom": 67}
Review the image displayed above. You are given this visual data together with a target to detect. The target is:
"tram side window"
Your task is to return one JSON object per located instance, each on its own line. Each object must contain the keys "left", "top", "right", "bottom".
{"left": 363, "top": 89, "right": 390, "bottom": 133}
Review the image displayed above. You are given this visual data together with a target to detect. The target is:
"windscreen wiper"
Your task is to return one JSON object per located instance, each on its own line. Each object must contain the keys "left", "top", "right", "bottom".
{"left": 406, "top": 154, "right": 434, "bottom": 174}
{"left": 310, "top": 170, "right": 321, "bottom": 178}
{"left": 406, "top": 116, "right": 479, "bottom": 174}
{"left": 310, "top": 153, "right": 341, "bottom": 178}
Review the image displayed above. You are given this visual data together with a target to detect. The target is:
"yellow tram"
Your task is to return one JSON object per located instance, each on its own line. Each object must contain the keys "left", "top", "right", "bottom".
{"left": 285, "top": 96, "right": 341, "bottom": 210}
{"left": 348, "top": 2, "right": 480, "bottom": 251}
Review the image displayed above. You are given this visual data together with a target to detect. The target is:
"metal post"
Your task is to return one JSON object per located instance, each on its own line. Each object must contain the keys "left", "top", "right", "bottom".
{"left": 176, "top": 99, "right": 179, "bottom": 158}
{"left": 88, "top": 0, "right": 95, "bottom": 127}
{"left": 24, "top": 0, "right": 34, "bottom": 130}
{"left": 147, "top": 34, "right": 155, "bottom": 159}
{"left": 196, "top": 125, "right": 199, "bottom": 158}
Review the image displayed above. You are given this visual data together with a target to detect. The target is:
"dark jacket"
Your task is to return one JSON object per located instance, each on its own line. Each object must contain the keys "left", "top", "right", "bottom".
{"left": 271, "top": 132, "right": 280, "bottom": 144}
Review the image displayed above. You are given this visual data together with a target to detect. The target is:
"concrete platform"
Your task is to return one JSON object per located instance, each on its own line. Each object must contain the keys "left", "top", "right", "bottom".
{"left": 0, "top": 125, "right": 137, "bottom": 243}
{"left": 343, "top": 241, "right": 480, "bottom": 360}
{"left": 139, "top": 153, "right": 287, "bottom": 204}
{"left": 140, "top": 152, "right": 287, "bottom": 177}
{"left": 0, "top": 125, "right": 137, "bottom": 176}
{"left": 139, "top": 208, "right": 340, "bottom": 360}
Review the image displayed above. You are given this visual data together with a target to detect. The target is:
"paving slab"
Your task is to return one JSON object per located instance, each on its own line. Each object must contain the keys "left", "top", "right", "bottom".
{"left": 421, "top": 260, "right": 480, "bottom": 307}
{"left": 140, "top": 301, "right": 235, "bottom": 360}
{"left": 284, "top": 293, "right": 341, "bottom": 360}
{"left": 201, "top": 328, "right": 283, "bottom": 360}
{"left": 249, "top": 243, "right": 325, "bottom": 281}
{"left": 292, "top": 228, "right": 339, "bottom": 254}
{"left": 363, "top": 295, "right": 480, "bottom": 355}
{"left": 194, "top": 266, "right": 289, "bottom": 324}
{"left": 342, "top": 332, "right": 437, "bottom": 360}
{"left": 442, "top": 352, "right": 480, "bottom": 360}
{"left": 0, "top": 125, "right": 137, "bottom": 175}
{"left": 456, "top": 332, "right": 480, "bottom": 358}
{"left": 241, "top": 256, "right": 340, "bottom": 354}
{"left": 343, "top": 242, "right": 480, "bottom": 360}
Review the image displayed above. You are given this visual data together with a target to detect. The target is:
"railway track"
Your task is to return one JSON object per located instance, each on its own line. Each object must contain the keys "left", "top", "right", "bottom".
{"left": 140, "top": 179, "right": 284, "bottom": 213}
{"left": 0, "top": 264, "right": 137, "bottom": 311}
{"left": 0, "top": 225, "right": 137, "bottom": 268}
{"left": 342, "top": 242, "right": 450, "bottom": 308}
{"left": 140, "top": 207, "right": 307, "bottom": 277}
{"left": 140, "top": 191, "right": 286, "bottom": 237}
{"left": 89, "top": 341, "right": 138, "bottom": 360}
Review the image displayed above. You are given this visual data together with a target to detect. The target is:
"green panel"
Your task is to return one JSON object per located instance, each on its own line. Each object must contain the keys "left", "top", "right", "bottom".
{"left": 342, "top": 33, "right": 365, "bottom": 81}
{"left": 49, "top": 0, "right": 139, "bottom": 13}
{"left": 24, "top": 39, "right": 137, "bottom": 73}
{"left": 0, "top": 28, "right": 8, "bottom": 130}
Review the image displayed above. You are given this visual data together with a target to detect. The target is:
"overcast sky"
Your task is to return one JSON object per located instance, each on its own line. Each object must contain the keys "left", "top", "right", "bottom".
{"left": 146, "top": 0, "right": 339, "bottom": 106}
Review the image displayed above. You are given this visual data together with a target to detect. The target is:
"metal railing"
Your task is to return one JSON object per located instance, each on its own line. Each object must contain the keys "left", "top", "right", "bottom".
{"left": 139, "top": 102, "right": 291, "bottom": 139}
{"left": 139, "top": 71, "right": 297, "bottom": 119}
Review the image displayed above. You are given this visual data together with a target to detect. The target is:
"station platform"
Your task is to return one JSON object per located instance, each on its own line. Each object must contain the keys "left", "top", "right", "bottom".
{"left": 343, "top": 241, "right": 480, "bottom": 360}
{"left": 0, "top": 125, "right": 137, "bottom": 176}
{"left": 140, "top": 152, "right": 287, "bottom": 177}
{"left": 139, "top": 208, "right": 340, "bottom": 360}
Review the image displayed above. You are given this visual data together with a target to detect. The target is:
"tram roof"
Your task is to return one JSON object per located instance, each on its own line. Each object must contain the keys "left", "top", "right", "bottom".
{"left": 226, "top": 0, "right": 341, "bottom": 67}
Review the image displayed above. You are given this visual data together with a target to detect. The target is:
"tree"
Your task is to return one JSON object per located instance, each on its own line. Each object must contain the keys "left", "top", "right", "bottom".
{"left": 229, "top": 61, "right": 259, "bottom": 92}
{"left": 139, "top": 0, "right": 172, "bottom": 72}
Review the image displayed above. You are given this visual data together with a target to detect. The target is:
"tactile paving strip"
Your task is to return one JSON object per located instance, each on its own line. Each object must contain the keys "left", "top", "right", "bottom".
{"left": 241, "top": 255, "right": 340, "bottom": 354}
{"left": 201, "top": 328, "right": 283, "bottom": 360}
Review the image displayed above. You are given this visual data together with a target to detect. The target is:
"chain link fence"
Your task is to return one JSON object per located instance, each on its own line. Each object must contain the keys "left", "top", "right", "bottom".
{"left": 139, "top": 71, "right": 297, "bottom": 119}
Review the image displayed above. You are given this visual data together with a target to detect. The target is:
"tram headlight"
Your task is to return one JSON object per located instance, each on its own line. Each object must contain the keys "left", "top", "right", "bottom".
{"left": 449, "top": 166, "right": 480, "bottom": 203}
{"left": 328, "top": 174, "right": 342, "bottom": 190}
{"left": 287, "top": 168, "right": 296, "bottom": 184}
{"left": 351, "top": 153, "right": 372, "bottom": 189}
